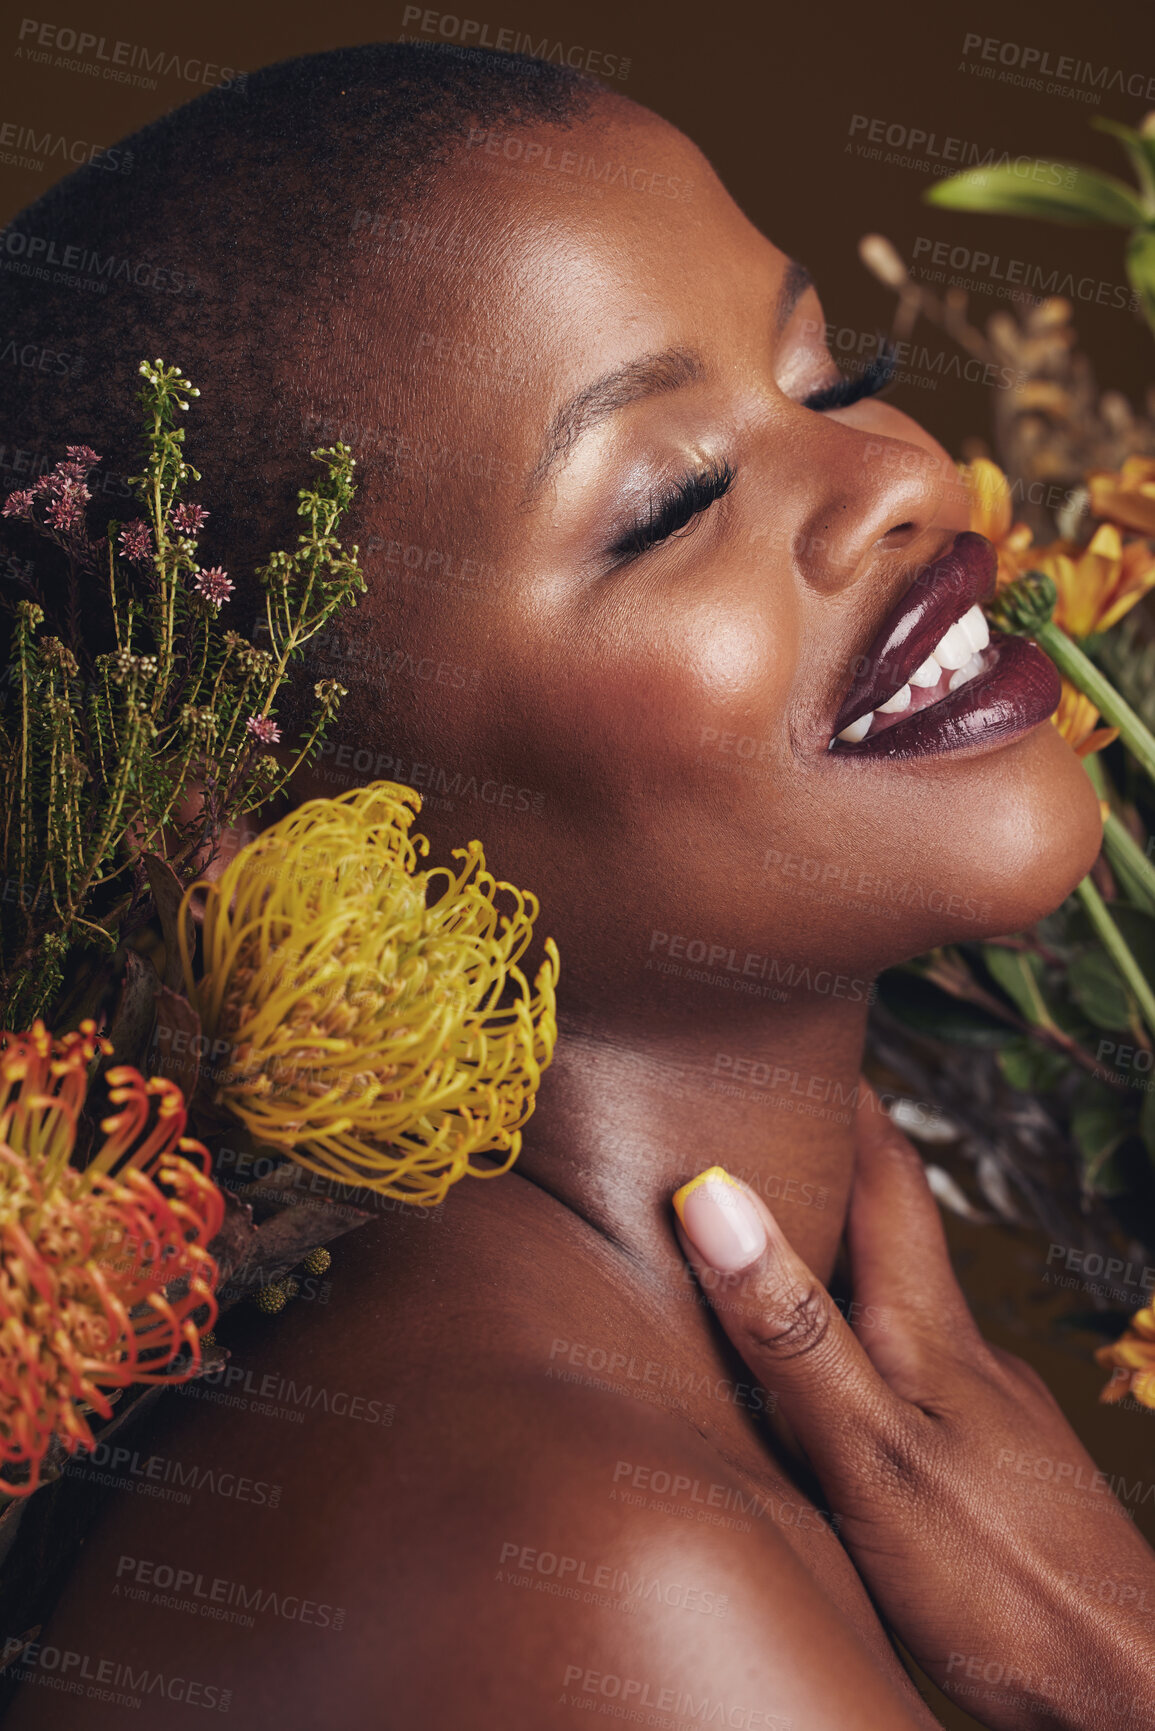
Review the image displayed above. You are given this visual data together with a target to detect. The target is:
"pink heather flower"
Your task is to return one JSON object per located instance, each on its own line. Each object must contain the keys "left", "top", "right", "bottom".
{"left": 192, "top": 566, "right": 234, "bottom": 609}
{"left": 118, "top": 520, "right": 153, "bottom": 562}
{"left": 172, "top": 503, "right": 209, "bottom": 534}
{"left": 246, "top": 715, "right": 281, "bottom": 745}
{"left": 45, "top": 480, "right": 89, "bottom": 533}
{"left": 66, "top": 445, "right": 101, "bottom": 468}
{"left": 1, "top": 490, "right": 35, "bottom": 520}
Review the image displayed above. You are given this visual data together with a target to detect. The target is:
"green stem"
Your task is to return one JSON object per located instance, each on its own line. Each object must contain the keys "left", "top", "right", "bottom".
{"left": 1037, "top": 619, "right": 1155, "bottom": 783}
{"left": 1083, "top": 755, "right": 1155, "bottom": 915}
{"left": 1075, "top": 875, "right": 1155, "bottom": 1041}
{"left": 1102, "top": 812, "right": 1155, "bottom": 915}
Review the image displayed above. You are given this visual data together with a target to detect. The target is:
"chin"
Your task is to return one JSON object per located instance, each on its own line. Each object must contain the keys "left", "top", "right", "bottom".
{"left": 919, "top": 723, "right": 1104, "bottom": 951}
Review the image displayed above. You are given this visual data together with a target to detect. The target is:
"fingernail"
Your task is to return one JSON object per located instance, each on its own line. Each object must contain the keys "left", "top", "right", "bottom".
{"left": 672, "top": 1167, "right": 767, "bottom": 1272}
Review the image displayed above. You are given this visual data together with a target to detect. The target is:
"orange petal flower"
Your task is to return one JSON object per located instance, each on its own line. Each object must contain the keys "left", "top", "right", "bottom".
{"left": 1023, "top": 524, "right": 1155, "bottom": 638}
{"left": 1050, "top": 678, "right": 1118, "bottom": 759}
{"left": 964, "top": 457, "right": 1013, "bottom": 544}
{"left": 1088, "top": 457, "right": 1155, "bottom": 537}
{"left": 1097, "top": 1306, "right": 1155, "bottom": 1409}
{"left": 962, "top": 459, "right": 1037, "bottom": 589}
{"left": 0, "top": 1020, "right": 223, "bottom": 1496}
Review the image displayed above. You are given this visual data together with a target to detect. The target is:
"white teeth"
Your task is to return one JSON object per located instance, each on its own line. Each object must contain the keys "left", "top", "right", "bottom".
{"left": 909, "top": 656, "right": 942, "bottom": 688}
{"left": 959, "top": 604, "right": 990, "bottom": 654}
{"left": 932, "top": 619, "right": 972, "bottom": 671}
{"left": 877, "top": 683, "right": 911, "bottom": 713}
{"left": 837, "top": 712, "right": 874, "bottom": 743}
{"left": 948, "top": 653, "right": 984, "bottom": 692}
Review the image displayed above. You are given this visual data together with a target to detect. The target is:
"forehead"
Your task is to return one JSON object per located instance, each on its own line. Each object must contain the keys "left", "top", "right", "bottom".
{"left": 360, "top": 103, "right": 786, "bottom": 405}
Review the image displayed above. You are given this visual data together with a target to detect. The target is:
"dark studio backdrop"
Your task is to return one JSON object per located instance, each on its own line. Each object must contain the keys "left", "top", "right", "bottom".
{"left": 0, "top": 3, "right": 1152, "bottom": 1725}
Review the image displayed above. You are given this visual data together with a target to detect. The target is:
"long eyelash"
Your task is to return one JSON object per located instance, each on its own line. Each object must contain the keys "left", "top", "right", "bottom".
{"left": 611, "top": 460, "right": 736, "bottom": 561}
{"left": 802, "top": 347, "right": 897, "bottom": 413}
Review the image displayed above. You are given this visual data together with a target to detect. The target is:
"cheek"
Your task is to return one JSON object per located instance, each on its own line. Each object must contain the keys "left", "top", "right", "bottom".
{"left": 590, "top": 589, "right": 798, "bottom": 795}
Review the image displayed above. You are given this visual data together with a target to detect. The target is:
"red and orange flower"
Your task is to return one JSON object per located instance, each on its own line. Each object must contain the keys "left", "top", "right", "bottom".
{"left": 0, "top": 1021, "right": 223, "bottom": 1496}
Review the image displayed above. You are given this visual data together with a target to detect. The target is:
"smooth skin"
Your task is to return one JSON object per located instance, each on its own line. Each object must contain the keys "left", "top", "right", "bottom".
{"left": 6, "top": 92, "right": 1136, "bottom": 1729}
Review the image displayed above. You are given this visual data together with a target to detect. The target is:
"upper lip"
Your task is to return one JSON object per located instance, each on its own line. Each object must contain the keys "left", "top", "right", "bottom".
{"left": 830, "top": 531, "right": 998, "bottom": 738}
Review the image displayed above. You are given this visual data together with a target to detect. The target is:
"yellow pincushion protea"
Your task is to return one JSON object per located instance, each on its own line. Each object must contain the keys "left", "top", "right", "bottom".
{"left": 180, "top": 782, "right": 559, "bottom": 1205}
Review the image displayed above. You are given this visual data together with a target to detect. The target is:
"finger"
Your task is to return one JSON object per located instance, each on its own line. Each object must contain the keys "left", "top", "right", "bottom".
{"left": 672, "top": 1166, "right": 912, "bottom": 1486}
{"left": 849, "top": 1084, "right": 985, "bottom": 1358}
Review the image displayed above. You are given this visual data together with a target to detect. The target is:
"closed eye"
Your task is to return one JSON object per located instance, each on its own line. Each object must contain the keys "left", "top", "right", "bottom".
{"left": 802, "top": 348, "right": 896, "bottom": 412}
{"left": 609, "top": 459, "right": 736, "bottom": 563}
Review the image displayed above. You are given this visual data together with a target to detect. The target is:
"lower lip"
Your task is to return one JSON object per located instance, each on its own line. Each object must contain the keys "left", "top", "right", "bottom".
{"left": 828, "top": 632, "right": 1061, "bottom": 760}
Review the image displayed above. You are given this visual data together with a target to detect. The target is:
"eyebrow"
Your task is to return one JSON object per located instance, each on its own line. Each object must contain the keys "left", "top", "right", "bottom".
{"left": 524, "top": 258, "right": 815, "bottom": 499}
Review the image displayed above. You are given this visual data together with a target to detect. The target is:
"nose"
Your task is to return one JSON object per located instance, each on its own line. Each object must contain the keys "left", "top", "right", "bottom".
{"left": 788, "top": 417, "right": 955, "bottom": 596}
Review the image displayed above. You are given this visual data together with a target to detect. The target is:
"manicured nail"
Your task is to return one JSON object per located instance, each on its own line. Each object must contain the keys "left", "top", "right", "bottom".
{"left": 672, "top": 1166, "right": 767, "bottom": 1272}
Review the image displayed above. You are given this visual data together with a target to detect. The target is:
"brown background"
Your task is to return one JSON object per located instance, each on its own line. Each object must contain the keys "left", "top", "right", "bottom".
{"left": 3, "top": 2, "right": 1154, "bottom": 1724}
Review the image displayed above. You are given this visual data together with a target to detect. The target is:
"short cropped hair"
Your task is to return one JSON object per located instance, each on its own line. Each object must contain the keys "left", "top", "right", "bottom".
{"left": 0, "top": 42, "right": 598, "bottom": 705}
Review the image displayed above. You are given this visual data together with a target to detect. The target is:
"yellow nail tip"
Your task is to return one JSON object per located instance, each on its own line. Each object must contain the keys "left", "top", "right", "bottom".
{"left": 672, "top": 1165, "right": 738, "bottom": 1225}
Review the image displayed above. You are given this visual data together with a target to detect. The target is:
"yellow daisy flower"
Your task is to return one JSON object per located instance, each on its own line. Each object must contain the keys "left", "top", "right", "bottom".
{"left": 1088, "top": 456, "right": 1155, "bottom": 537}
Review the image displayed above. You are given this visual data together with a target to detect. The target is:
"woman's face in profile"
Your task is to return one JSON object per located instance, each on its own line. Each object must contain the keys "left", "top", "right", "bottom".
{"left": 325, "top": 92, "right": 1101, "bottom": 1003}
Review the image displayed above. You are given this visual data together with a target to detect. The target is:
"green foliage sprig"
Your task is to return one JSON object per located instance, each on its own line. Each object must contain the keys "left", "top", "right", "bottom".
{"left": 0, "top": 360, "right": 364, "bottom": 1028}
{"left": 925, "top": 113, "right": 1155, "bottom": 337}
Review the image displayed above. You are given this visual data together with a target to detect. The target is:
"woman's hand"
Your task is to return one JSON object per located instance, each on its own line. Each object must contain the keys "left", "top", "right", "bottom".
{"left": 672, "top": 1086, "right": 1155, "bottom": 1731}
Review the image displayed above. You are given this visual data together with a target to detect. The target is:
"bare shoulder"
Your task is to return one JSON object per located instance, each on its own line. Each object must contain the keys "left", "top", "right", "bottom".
{"left": 6, "top": 1354, "right": 936, "bottom": 1731}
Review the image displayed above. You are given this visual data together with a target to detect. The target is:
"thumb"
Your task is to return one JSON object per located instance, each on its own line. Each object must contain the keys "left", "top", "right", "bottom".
{"left": 673, "top": 1166, "right": 910, "bottom": 1484}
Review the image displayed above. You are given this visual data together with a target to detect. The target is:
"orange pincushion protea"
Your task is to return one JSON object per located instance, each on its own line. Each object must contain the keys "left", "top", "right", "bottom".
{"left": 0, "top": 1020, "right": 223, "bottom": 1496}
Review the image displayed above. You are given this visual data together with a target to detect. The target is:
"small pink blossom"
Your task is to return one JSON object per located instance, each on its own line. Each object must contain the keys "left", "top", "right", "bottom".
{"left": 2, "top": 490, "right": 35, "bottom": 520}
{"left": 172, "top": 503, "right": 209, "bottom": 534}
{"left": 245, "top": 714, "right": 281, "bottom": 745}
{"left": 45, "top": 480, "right": 89, "bottom": 532}
{"left": 118, "top": 520, "right": 153, "bottom": 562}
{"left": 192, "top": 566, "right": 234, "bottom": 609}
{"left": 66, "top": 445, "right": 101, "bottom": 468}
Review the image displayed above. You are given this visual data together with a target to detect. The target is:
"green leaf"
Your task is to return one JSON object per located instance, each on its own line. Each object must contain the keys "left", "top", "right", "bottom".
{"left": 1093, "top": 903, "right": 1155, "bottom": 981}
{"left": 1140, "top": 1083, "right": 1155, "bottom": 1165}
{"left": 1072, "top": 1098, "right": 1134, "bottom": 1188}
{"left": 980, "top": 945, "right": 1054, "bottom": 1027}
{"left": 876, "top": 968, "right": 1012, "bottom": 1046}
{"left": 1068, "top": 949, "right": 1135, "bottom": 1030}
{"left": 1092, "top": 118, "right": 1155, "bottom": 210}
{"left": 925, "top": 164, "right": 1146, "bottom": 226}
{"left": 1125, "top": 226, "right": 1155, "bottom": 333}
{"left": 996, "top": 1036, "right": 1070, "bottom": 1092}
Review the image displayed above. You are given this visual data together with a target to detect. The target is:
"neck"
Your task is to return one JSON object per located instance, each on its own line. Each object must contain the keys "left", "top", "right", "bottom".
{"left": 516, "top": 996, "right": 871, "bottom": 1291}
